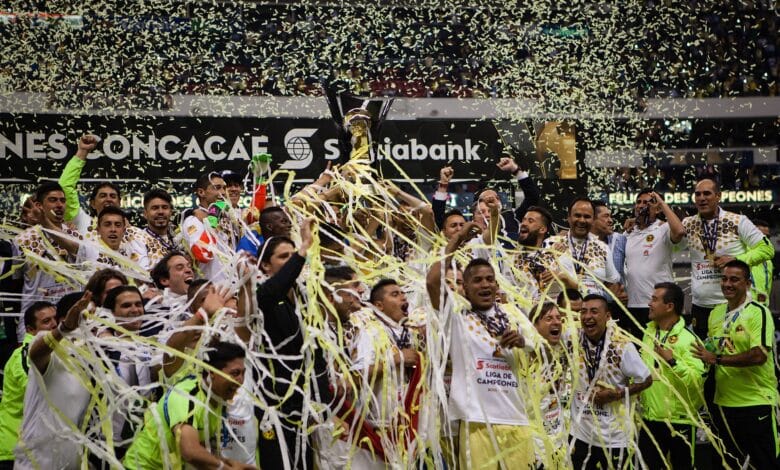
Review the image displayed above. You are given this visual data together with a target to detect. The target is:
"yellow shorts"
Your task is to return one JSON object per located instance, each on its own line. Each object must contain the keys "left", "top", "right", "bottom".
{"left": 458, "top": 421, "right": 534, "bottom": 469}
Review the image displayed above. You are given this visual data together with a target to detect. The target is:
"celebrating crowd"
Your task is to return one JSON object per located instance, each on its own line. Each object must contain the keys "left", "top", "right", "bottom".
{"left": 0, "top": 134, "right": 776, "bottom": 470}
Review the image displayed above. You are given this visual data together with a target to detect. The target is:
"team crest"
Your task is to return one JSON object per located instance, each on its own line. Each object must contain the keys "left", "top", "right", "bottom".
{"left": 668, "top": 335, "right": 678, "bottom": 344}
{"left": 646, "top": 234, "right": 654, "bottom": 242}
{"left": 736, "top": 325, "right": 745, "bottom": 333}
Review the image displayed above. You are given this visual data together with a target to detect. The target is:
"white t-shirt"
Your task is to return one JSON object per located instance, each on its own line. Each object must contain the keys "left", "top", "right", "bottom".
{"left": 448, "top": 305, "right": 536, "bottom": 425}
{"left": 570, "top": 327, "right": 650, "bottom": 448}
{"left": 14, "top": 338, "right": 91, "bottom": 469}
{"left": 624, "top": 220, "right": 675, "bottom": 308}
{"left": 681, "top": 208, "right": 768, "bottom": 307}
{"left": 506, "top": 340, "right": 572, "bottom": 466}
{"left": 13, "top": 226, "right": 79, "bottom": 341}
{"left": 350, "top": 315, "right": 414, "bottom": 428}
{"left": 221, "top": 380, "right": 259, "bottom": 465}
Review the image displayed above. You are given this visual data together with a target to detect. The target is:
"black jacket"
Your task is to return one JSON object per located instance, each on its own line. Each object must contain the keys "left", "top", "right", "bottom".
{"left": 255, "top": 253, "right": 332, "bottom": 414}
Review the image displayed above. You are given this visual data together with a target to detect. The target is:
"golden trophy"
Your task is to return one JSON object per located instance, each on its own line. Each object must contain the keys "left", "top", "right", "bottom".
{"left": 343, "top": 108, "right": 372, "bottom": 162}
{"left": 323, "top": 82, "right": 394, "bottom": 164}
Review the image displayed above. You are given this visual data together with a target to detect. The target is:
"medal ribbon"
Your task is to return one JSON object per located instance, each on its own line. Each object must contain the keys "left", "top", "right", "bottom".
{"left": 568, "top": 233, "right": 589, "bottom": 275}
{"left": 700, "top": 217, "right": 719, "bottom": 256}
{"left": 471, "top": 304, "right": 510, "bottom": 337}
{"left": 144, "top": 227, "right": 175, "bottom": 252}
{"left": 581, "top": 332, "right": 604, "bottom": 382}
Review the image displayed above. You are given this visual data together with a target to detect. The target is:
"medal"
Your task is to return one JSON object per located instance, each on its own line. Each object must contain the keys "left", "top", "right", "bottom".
{"left": 471, "top": 304, "right": 510, "bottom": 356}
{"left": 568, "top": 234, "right": 589, "bottom": 275}
{"left": 700, "top": 217, "right": 719, "bottom": 263}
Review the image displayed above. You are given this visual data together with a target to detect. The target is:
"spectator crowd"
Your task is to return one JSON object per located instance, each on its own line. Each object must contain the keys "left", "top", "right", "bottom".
{"left": 0, "top": 1, "right": 777, "bottom": 109}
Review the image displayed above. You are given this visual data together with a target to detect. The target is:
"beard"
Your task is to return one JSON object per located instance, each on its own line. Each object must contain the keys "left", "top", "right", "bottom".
{"left": 520, "top": 231, "right": 539, "bottom": 247}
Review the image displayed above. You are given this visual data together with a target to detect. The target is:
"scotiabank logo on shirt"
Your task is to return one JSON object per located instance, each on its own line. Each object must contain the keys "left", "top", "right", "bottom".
{"left": 475, "top": 357, "right": 518, "bottom": 388}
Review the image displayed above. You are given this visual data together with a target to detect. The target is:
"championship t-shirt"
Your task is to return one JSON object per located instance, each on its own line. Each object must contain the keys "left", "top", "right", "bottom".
{"left": 350, "top": 314, "right": 420, "bottom": 428}
{"left": 14, "top": 337, "right": 91, "bottom": 469}
{"left": 545, "top": 233, "right": 619, "bottom": 297}
{"left": 708, "top": 298, "right": 777, "bottom": 407}
{"left": 570, "top": 327, "right": 650, "bottom": 448}
{"left": 507, "top": 339, "right": 572, "bottom": 466}
{"left": 448, "top": 304, "right": 537, "bottom": 425}
{"left": 14, "top": 225, "right": 81, "bottom": 340}
{"left": 624, "top": 220, "right": 675, "bottom": 308}
{"left": 681, "top": 208, "right": 767, "bottom": 307}
{"left": 515, "top": 245, "right": 577, "bottom": 302}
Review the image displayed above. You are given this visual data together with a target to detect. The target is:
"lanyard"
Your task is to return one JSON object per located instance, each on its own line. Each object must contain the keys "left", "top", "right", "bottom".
{"left": 654, "top": 327, "right": 672, "bottom": 346}
{"left": 581, "top": 333, "right": 604, "bottom": 382}
{"left": 723, "top": 307, "right": 743, "bottom": 333}
{"left": 568, "top": 234, "right": 589, "bottom": 274}
{"left": 145, "top": 227, "right": 175, "bottom": 251}
{"left": 220, "top": 405, "right": 230, "bottom": 449}
{"left": 471, "top": 304, "right": 510, "bottom": 338}
{"left": 374, "top": 314, "right": 411, "bottom": 349}
{"left": 700, "top": 216, "right": 719, "bottom": 255}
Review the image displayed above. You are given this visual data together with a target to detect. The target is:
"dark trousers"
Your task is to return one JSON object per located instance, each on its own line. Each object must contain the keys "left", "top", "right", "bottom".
{"left": 626, "top": 307, "right": 650, "bottom": 339}
{"left": 0, "top": 461, "right": 13, "bottom": 470}
{"left": 638, "top": 420, "right": 695, "bottom": 469}
{"left": 257, "top": 416, "right": 313, "bottom": 470}
{"left": 610, "top": 303, "right": 642, "bottom": 340}
{"left": 571, "top": 438, "right": 629, "bottom": 469}
{"left": 690, "top": 303, "right": 713, "bottom": 340}
{"left": 710, "top": 405, "right": 779, "bottom": 470}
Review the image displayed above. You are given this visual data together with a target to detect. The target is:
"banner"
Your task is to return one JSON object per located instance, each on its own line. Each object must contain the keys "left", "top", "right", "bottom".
{"left": 0, "top": 114, "right": 511, "bottom": 183}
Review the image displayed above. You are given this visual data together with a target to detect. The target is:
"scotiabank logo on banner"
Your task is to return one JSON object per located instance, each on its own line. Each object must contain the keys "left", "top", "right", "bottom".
{"left": 0, "top": 126, "right": 484, "bottom": 167}
{"left": 279, "top": 128, "right": 318, "bottom": 170}
{"left": 375, "top": 137, "right": 481, "bottom": 162}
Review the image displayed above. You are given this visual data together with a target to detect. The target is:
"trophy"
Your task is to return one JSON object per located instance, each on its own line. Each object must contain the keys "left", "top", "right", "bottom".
{"left": 323, "top": 81, "right": 394, "bottom": 163}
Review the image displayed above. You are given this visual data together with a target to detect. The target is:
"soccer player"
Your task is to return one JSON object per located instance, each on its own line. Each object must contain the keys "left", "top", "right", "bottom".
{"left": 0, "top": 302, "right": 57, "bottom": 468}
{"left": 427, "top": 252, "right": 538, "bottom": 469}
{"left": 623, "top": 189, "right": 684, "bottom": 338}
{"left": 692, "top": 260, "right": 779, "bottom": 468}
{"left": 13, "top": 181, "right": 81, "bottom": 339}
{"left": 123, "top": 340, "right": 255, "bottom": 470}
{"left": 544, "top": 198, "right": 620, "bottom": 298}
{"left": 514, "top": 205, "right": 577, "bottom": 301}
{"left": 570, "top": 294, "right": 652, "bottom": 469}
{"left": 639, "top": 282, "right": 704, "bottom": 469}
{"left": 682, "top": 178, "right": 774, "bottom": 338}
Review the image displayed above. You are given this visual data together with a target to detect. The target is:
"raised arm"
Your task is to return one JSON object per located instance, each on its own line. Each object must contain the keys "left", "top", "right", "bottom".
{"left": 432, "top": 166, "right": 453, "bottom": 231}
{"left": 651, "top": 192, "right": 684, "bottom": 243}
{"left": 383, "top": 180, "right": 436, "bottom": 234}
{"left": 497, "top": 157, "right": 540, "bottom": 223}
{"left": 255, "top": 218, "right": 315, "bottom": 311}
{"left": 58, "top": 135, "right": 97, "bottom": 223}
{"left": 163, "top": 285, "right": 231, "bottom": 378}
{"left": 29, "top": 291, "right": 92, "bottom": 373}
{"left": 481, "top": 198, "right": 501, "bottom": 247}
{"left": 426, "top": 222, "right": 482, "bottom": 310}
